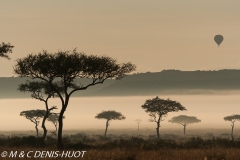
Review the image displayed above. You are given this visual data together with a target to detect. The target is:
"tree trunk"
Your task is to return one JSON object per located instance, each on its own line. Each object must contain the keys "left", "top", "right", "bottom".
{"left": 104, "top": 120, "right": 109, "bottom": 137}
{"left": 57, "top": 94, "right": 69, "bottom": 150}
{"left": 57, "top": 109, "right": 65, "bottom": 149}
{"left": 183, "top": 124, "right": 186, "bottom": 136}
{"left": 156, "top": 121, "right": 160, "bottom": 139}
{"left": 35, "top": 123, "right": 38, "bottom": 137}
{"left": 231, "top": 122, "right": 234, "bottom": 140}
{"left": 42, "top": 100, "right": 50, "bottom": 141}
{"left": 54, "top": 122, "right": 58, "bottom": 135}
{"left": 42, "top": 115, "right": 48, "bottom": 140}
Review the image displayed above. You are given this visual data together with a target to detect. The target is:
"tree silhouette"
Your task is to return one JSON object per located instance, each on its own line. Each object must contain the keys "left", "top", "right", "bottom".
{"left": 141, "top": 96, "right": 186, "bottom": 139}
{"left": 18, "top": 81, "right": 62, "bottom": 141}
{"left": 169, "top": 115, "right": 201, "bottom": 135}
{"left": 0, "top": 42, "right": 14, "bottom": 60}
{"left": 223, "top": 114, "right": 240, "bottom": 140}
{"left": 47, "top": 114, "right": 65, "bottom": 137}
{"left": 95, "top": 110, "right": 126, "bottom": 137}
{"left": 14, "top": 49, "right": 136, "bottom": 149}
{"left": 134, "top": 119, "right": 142, "bottom": 131}
{"left": 20, "top": 110, "right": 45, "bottom": 137}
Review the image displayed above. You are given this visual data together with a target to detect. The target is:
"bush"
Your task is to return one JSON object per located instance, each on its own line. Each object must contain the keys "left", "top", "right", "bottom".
{"left": 0, "top": 136, "right": 44, "bottom": 147}
{"left": 1, "top": 134, "right": 240, "bottom": 150}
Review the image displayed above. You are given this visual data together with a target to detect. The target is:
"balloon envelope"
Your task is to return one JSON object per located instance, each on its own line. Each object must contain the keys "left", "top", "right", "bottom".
{"left": 214, "top": 35, "right": 224, "bottom": 46}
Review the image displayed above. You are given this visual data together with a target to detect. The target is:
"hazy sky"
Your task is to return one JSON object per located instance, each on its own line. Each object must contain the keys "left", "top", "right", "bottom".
{"left": 1, "top": 0, "right": 240, "bottom": 76}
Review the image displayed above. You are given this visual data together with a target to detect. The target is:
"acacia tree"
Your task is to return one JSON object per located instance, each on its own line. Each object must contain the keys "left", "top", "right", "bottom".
{"left": 20, "top": 110, "right": 45, "bottom": 137}
{"left": 47, "top": 114, "right": 65, "bottom": 137}
{"left": 169, "top": 115, "right": 201, "bottom": 136}
{"left": 95, "top": 110, "right": 126, "bottom": 137}
{"left": 14, "top": 49, "right": 136, "bottom": 149}
{"left": 134, "top": 119, "right": 142, "bottom": 131}
{"left": 224, "top": 114, "right": 240, "bottom": 140}
{"left": 141, "top": 96, "right": 186, "bottom": 139}
{"left": 18, "top": 81, "right": 63, "bottom": 141}
{"left": 0, "top": 42, "right": 14, "bottom": 59}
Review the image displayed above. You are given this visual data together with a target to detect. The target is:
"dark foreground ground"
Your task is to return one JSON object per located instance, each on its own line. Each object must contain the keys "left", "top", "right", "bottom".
{"left": 1, "top": 147, "right": 240, "bottom": 160}
{"left": 1, "top": 132, "right": 240, "bottom": 160}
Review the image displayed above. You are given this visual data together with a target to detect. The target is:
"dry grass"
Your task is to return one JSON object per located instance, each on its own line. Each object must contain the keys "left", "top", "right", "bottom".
{"left": 1, "top": 147, "right": 240, "bottom": 160}
{"left": 84, "top": 148, "right": 240, "bottom": 160}
{"left": 1, "top": 130, "right": 240, "bottom": 160}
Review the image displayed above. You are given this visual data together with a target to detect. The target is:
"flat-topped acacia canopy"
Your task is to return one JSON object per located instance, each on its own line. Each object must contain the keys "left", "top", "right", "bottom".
{"left": 14, "top": 50, "right": 135, "bottom": 82}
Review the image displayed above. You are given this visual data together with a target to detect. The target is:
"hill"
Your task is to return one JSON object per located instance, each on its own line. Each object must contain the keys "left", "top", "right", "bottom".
{"left": 0, "top": 69, "right": 239, "bottom": 98}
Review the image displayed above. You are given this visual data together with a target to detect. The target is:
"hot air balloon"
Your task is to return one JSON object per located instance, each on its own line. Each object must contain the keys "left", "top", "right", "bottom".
{"left": 214, "top": 35, "right": 224, "bottom": 47}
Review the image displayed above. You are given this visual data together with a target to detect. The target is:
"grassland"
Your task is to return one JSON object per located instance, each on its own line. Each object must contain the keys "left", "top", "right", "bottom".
{"left": 0, "top": 129, "right": 240, "bottom": 160}
{"left": 1, "top": 147, "right": 240, "bottom": 160}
